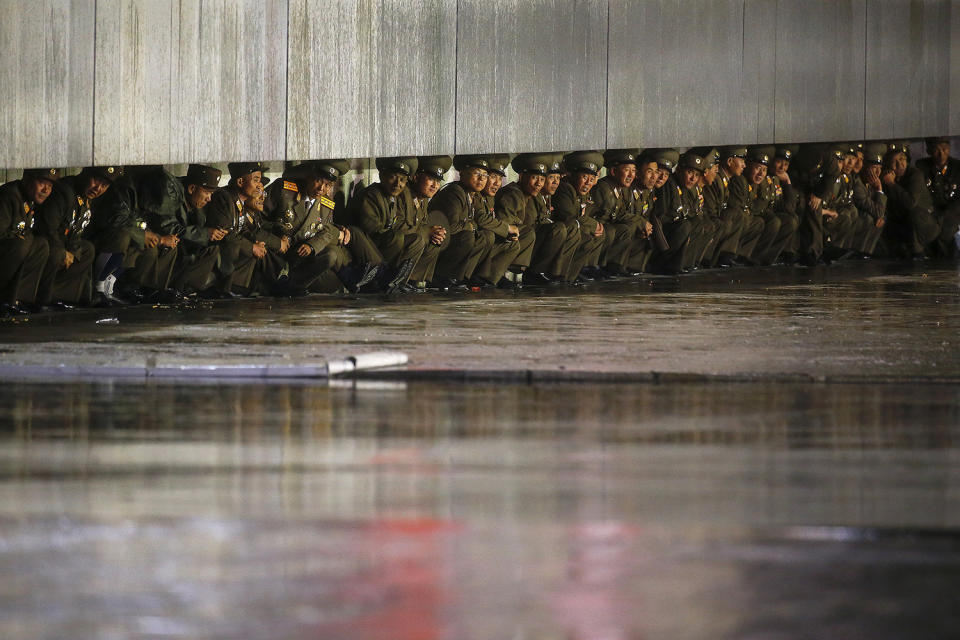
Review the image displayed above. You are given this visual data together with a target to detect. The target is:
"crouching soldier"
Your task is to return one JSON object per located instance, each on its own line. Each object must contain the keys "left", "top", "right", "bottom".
{"left": 524, "top": 155, "right": 581, "bottom": 284}
{"left": 237, "top": 178, "right": 290, "bottom": 295}
{"left": 471, "top": 154, "right": 527, "bottom": 288}
{"left": 593, "top": 149, "right": 645, "bottom": 276}
{"left": 35, "top": 166, "right": 122, "bottom": 307}
{"left": 0, "top": 168, "right": 58, "bottom": 314}
{"left": 404, "top": 156, "right": 452, "bottom": 289}
{"left": 553, "top": 151, "right": 606, "bottom": 282}
{"left": 138, "top": 164, "right": 223, "bottom": 295}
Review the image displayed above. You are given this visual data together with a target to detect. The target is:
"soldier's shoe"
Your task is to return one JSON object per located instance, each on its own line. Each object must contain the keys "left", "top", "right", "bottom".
{"left": 1, "top": 302, "right": 29, "bottom": 316}
{"left": 525, "top": 272, "right": 552, "bottom": 285}
{"left": 351, "top": 262, "right": 382, "bottom": 293}
{"left": 385, "top": 258, "right": 415, "bottom": 294}
{"left": 576, "top": 268, "right": 596, "bottom": 282}
{"left": 49, "top": 300, "right": 75, "bottom": 311}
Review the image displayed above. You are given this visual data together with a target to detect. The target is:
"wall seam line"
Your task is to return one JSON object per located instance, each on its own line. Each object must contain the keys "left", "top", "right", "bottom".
{"left": 453, "top": 0, "right": 460, "bottom": 155}
{"left": 91, "top": 0, "right": 98, "bottom": 165}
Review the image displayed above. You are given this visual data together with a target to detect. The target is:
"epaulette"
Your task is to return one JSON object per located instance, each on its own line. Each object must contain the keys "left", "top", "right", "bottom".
{"left": 320, "top": 196, "right": 336, "bottom": 210}
{"left": 283, "top": 180, "right": 298, "bottom": 193}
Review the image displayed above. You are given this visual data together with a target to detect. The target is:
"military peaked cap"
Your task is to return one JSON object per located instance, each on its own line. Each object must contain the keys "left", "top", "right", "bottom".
{"left": 185, "top": 164, "right": 221, "bottom": 189}
{"left": 563, "top": 151, "right": 604, "bottom": 176}
{"left": 603, "top": 148, "right": 641, "bottom": 168}
{"left": 487, "top": 154, "right": 511, "bottom": 177}
{"left": 511, "top": 153, "right": 551, "bottom": 176}
{"left": 746, "top": 145, "right": 776, "bottom": 166}
{"left": 228, "top": 162, "right": 269, "bottom": 180}
{"left": 678, "top": 151, "right": 707, "bottom": 172}
{"left": 314, "top": 159, "right": 351, "bottom": 181}
{"left": 862, "top": 143, "right": 887, "bottom": 166}
{"left": 22, "top": 167, "right": 61, "bottom": 182}
{"left": 719, "top": 146, "right": 747, "bottom": 160}
{"left": 417, "top": 155, "right": 453, "bottom": 180}
{"left": 84, "top": 166, "right": 123, "bottom": 183}
{"left": 376, "top": 156, "right": 416, "bottom": 176}
{"left": 648, "top": 148, "right": 680, "bottom": 172}
{"left": 453, "top": 155, "right": 490, "bottom": 171}
{"left": 545, "top": 154, "right": 564, "bottom": 174}
{"left": 774, "top": 145, "right": 799, "bottom": 162}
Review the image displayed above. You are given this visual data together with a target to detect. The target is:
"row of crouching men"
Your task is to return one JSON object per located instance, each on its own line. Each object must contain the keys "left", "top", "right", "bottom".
{"left": 2, "top": 138, "right": 958, "bottom": 315}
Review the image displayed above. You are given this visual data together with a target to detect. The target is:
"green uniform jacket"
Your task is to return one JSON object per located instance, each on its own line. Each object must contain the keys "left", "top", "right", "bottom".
{"left": 552, "top": 181, "right": 600, "bottom": 233}
{"left": 0, "top": 181, "right": 37, "bottom": 240}
{"left": 428, "top": 182, "right": 479, "bottom": 234}
{"left": 592, "top": 177, "right": 641, "bottom": 225}
{"left": 916, "top": 156, "right": 960, "bottom": 210}
{"left": 726, "top": 174, "right": 752, "bottom": 217}
{"left": 852, "top": 176, "right": 886, "bottom": 221}
{"left": 887, "top": 166, "right": 934, "bottom": 215}
{"left": 290, "top": 195, "right": 340, "bottom": 254}
{"left": 351, "top": 183, "right": 409, "bottom": 241}
{"left": 654, "top": 177, "right": 688, "bottom": 222}
{"left": 748, "top": 176, "right": 796, "bottom": 217}
{"left": 36, "top": 176, "right": 94, "bottom": 254}
{"left": 703, "top": 174, "right": 730, "bottom": 219}
{"left": 89, "top": 176, "right": 148, "bottom": 249}
{"left": 404, "top": 189, "right": 432, "bottom": 231}
{"left": 532, "top": 193, "right": 556, "bottom": 226}
{"left": 139, "top": 170, "right": 210, "bottom": 250}
{"left": 206, "top": 185, "right": 279, "bottom": 255}
{"left": 493, "top": 183, "right": 538, "bottom": 235}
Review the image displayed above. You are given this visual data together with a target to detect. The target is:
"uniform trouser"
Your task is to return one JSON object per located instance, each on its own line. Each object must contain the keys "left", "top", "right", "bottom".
{"left": 475, "top": 232, "right": 523, "bottom": 283}
{"left": 172, "top": 245, "right": 220, "bottom": 292}
{"left": 684, "top": 216, "right": 717, "bottom": 269}
{"left": 435, "top": 229, "right": 492, "bottom": 281}
{"left": 345, "top": 226, "right": 386, "bottom": 266}
{"left": 598, "top": 221, "right": 637, "bottom": 269}
{"left": 0, "top": 235, "right": 50, "bottom": 304}
{"left": 563, "top": 222, "right": 604, "bottom": 281}
{"left": 733, "top": 213, "right": 765, "bottom": 260}
{"left": 626, "top": 238, "right": 655, "bottom": 272}
{"left": 934, "top": 201, "right": 960, "bottom": 257}
{"left": 853, "top": 214, "right": 884, "bottom": 256}
{"left": 214, "top": 235, "right": 257, "bottom": 292}
{"left": 752, "top": 212, "right": 798, "bottom": 265}
{"left": 509, "top": 230, "right": 536, "bottom": 270}
{"left": 823, "top": 207, "right": 859, "bottom": 250}
{"left": 883, "top": 206, "right": 940, "bottom": 256}
{"left": 98, "top": 227, "right": 178, "bottom": 291}
{"left": 411, "top": 226, "right": 446, "bottom": 283}
{"left": 530, "top": 222, "right": 577, "bottom": 277}
{"left": 288, "top": 245, "right": 340, "bottom": 291}
{"left": 710, "top": 212, "right": 741, "bottom": 264}
{"left": 652, "top": 218, "right": 693, "bottom": 272}
{"left": 250, "top": 249, "right": 290, "bottom": 294}
{"left": 372, "top": 229, "right": 426, "bottom": 268}
{"left": 43, "top": 239, "right": 96, "bottom": 304}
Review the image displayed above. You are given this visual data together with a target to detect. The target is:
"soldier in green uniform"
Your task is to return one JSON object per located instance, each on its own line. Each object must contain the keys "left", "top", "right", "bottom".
{"left": 650, "top": 149, "right": 698, "bottom": 274}
{"left": 472, "top": 154, "right": 526, "bottom": 287}
{"left": 743, "top": 145, "right": 799, "bottom": 265}
{"left": 268, "top": 160, "right": 388, "bottom": 295}
{"left": 719, "top": 146, "right": 765, "bottom": 265}
{"left": 401, "top": 155, "right": 451, "bottom": 289}
{"left": 237, "top": 178, "right": 291, "bottom": 295}
{"left": 592, "top": 149, "right": 645, "bottom": 276}
{"left": 851, "top": 143, "right": 887, "bottom": 256}
{"left": 88, "top": 167, "right": 181, "bottom": 305}
{"left": 675, "top": 150, "right": 719, "bottom": 269}
{"left": 347, "top": 156, "right": 426, "bottom": 290}
{"left": 916, "top": 137, "right": 960, "bottom": 257}
{"left": 623, "top": 155, "right": 659, "bottom": 273}
{"left": 0, "top": 168, "right": 58, "bottom": 314}
{"left": 138, "top": 164, "right": 223, "bottom": 295}
{"left": 35, "top": 166, "right": 120, "bottom": 307}
{"left": 812, "top": 145, "right": 861, "bottom": 259}
{"left": 524, "top": 154, "right": 581, "bottom": 284}
{"left": 688, "top": 146, "right": 739, "bottom": 267}
{"left": 428, "top": 155, "right": 495, "bottom": 289}
{"left": 552, "top": 151, "right": 607, "bottom": 282}
{"left": 880, "top": 144, "right": 940, "bottom": 258}
{"left": 203, "top": 162, "right": 269, "bottom": 296}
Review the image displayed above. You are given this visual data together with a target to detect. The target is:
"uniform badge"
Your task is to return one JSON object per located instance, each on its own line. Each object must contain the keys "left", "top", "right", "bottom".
{"left": 283, "top": 180, "right": 299, "bottom": 193}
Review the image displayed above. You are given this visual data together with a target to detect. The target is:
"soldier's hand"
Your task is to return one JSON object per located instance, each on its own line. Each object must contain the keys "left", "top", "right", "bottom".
{"left": 875, "top": 217, "right": 885, "bottom": 229}
{"left": 808, "top": 194, "right": 822, "bottom": 210}
{"left": 643, "top": 221, "right": 653, "bottom": 238}
{"left": 297, "top": 243, "right": 313, "bottom": 257}
{"left": 822, "top": 208, "right": 839, "bottom": 220}
{"left": 593, "top": 222, "right": 604, "bottom": 237}
{"left": 63, "top": 251, "right": 75, "bottom": 269}
{"left": 338, "top": 227, "right": 351, "bottom": 246}
{"left": 280, "top": 236, "right": 291, "bottom": 253}
{"left": 160, "top": 234, "right": 179, "bottom": 248}
{"left": 252, "top": 242, "right": 267, "bottom": 259}
{"left": 144, "top": 230, "right": 160, "bottom": 248}
{"left": 507, "top": 224, "right": 520, "bottom": 241}
{"left": 775, "top": 170, "right": 791, "bottom": 185}
{"left": 429, "top": 225, "right": 446, "bottom": 245}
{"left": 881, "top": 170, "right": 896, "bottom": 186}
{"left": 208, "top": 228, "right": 228, "bottom": 242}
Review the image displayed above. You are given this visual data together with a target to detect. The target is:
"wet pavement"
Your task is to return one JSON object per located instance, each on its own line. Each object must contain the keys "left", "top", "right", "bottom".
{"left": 0, "top": 259, "right": 958, "bottom": 380}
{"left": 1, "top": 260, "right": 960, "bottom": 638}
{"left": 1, "top": 379, "right": 959, "bottom": 639}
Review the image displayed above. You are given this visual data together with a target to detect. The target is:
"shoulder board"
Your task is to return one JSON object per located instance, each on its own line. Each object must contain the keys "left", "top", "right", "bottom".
{"left": 23, "top": 202, "right": 30, "bottom": 214}
{"left": 765, "top": 177, "right": 772, "bottom": 184}
{"left": 319, "top": 196, "right": 336, "bottom": 210}
{"left": 77, "top": 196, "right": 84, "bottom": 206}
{"left": 676, "top": 186, "right": 682, "bottom": 196}
{"left": 283, "top": 180, "right": 299, "bottom": 193}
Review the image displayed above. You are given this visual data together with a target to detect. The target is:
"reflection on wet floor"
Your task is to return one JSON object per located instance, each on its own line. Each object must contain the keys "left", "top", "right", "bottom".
{"left": 1, "top": 380, "right": 959, "bottom": 639}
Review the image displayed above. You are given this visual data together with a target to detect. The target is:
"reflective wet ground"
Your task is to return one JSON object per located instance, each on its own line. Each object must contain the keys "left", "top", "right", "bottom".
{"left": 1, "top": 259, "right": 959, "bottom": 378}
{"left": 2, "top": 380, "right": 959, "bottom": 639}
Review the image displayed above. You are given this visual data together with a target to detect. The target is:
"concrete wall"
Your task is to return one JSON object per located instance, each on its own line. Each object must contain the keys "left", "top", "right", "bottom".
{"left": 1, "top": 0, "right": 958, "bottom": 169}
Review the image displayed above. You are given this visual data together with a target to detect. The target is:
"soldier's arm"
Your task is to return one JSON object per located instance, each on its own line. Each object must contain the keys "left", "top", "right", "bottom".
{"left": 204, "top": 190, "right": 236, "bottom": 230}
{"left": 428, "top": 187, "right": 468, "bottom": 233}
{"left": 550, "top": 183, "right": 580, "bottom": 223}
{"left": 352, "top": 190, "right": 390, "bottom": 236}
{"left": 0, "top": 191, "right": 16, "bottom": 240}
{"left": 35, "top": 187, "right": 68, "bottom": 254}
{"left": 590, "top": 184, "right": 615, "bottom": 223}
{"left": 726, "top": 176, "right": 751, "bottom": 215}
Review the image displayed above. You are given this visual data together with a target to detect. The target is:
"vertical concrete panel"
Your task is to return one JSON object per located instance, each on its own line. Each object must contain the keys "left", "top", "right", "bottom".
{"left": 288, "top": 0, "right": 456, "bottom": 160}
{"left": 608, "top": 0, "right": 746, "bottom": 149}
{"left": 743, "top": 0, "right": 777, "bottom": 143}
{"left": 456, "top": 0, "right": 607, "bottom": 154}
{"left": 95, "top": 0, "right": 287, "bottom": 166}
{"left": 952, "top": 1, "right": 960, "bottom": 135}
{"left": 0, "top": 0, "right": 95, "bottom": 169}
{"left": 773, "top": 0, "right": 866, "bottom": 144}
{"left": 866, "top": 0, "right": 950, "bottom": 139}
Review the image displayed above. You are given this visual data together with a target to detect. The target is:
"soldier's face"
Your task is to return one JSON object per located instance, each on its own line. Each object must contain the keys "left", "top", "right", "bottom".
{"left": 862, "top": 163, "right": 881, "bottom": 181}
{"left": 461, "top": 168, "right": 488, "bottom": 193}
{"left": 610, "top": 163, "right": 636, "bottom": 189}
{"left": 746, "top": 162, "right": 767, "bottom": 185}
{"left": 841, "top": 154, "right": 857, "bottom": 175}
{"left": 187, "top": 184, "right": 215, "bottom": 209}
{"left": 483, "top": 173, "right": 503, "bottom": 197}
{"left": 543, "top": 173, "right": 561, "bottom": 196}
{"left": 703, "top": 164, "right": 719, "bottom": 185}
{"left": 725, "top": 157, "right": 745, "bottom": 176}
{"left": 770, "top": 158, "right": 789, "bottom": 175}
{"left": 572, "top": 171, "right": 597, "bottom": 195}
{"left": 638, "top": 162, "right": 659, "bottom": 190}
{"left": 892, "top": 153, "right": 908, "bottom": 178}
{"left": 250, "top": 189, "right": 265, "bottom": 212}
{"left": 25, "top": 178, "right": 53, "bottom": 205}
{"left": 932, "top": 142, "right": 950, "bottom": 167}
{"left": 82, "top": 175, "right": 110, "bottom": 201}
{"left": 519, "top": 173, "right": 546, "bottom": 197}
{"left": 853, "top": 152, "right": 864, "bottom": 174}
{"left": 679, "top": 168, "right": 700, "bottom": 189}
{"left": 381, "top": 171, "right": 408, "bottom": 197}
{"left": 412, "top": 173, "right": 440, "bottom": 199}
{"left": 655, "top": 169, "right": 669, "bottom": 188}
{"left": 238, "top": 172, "right": 263, "bottom": 199}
